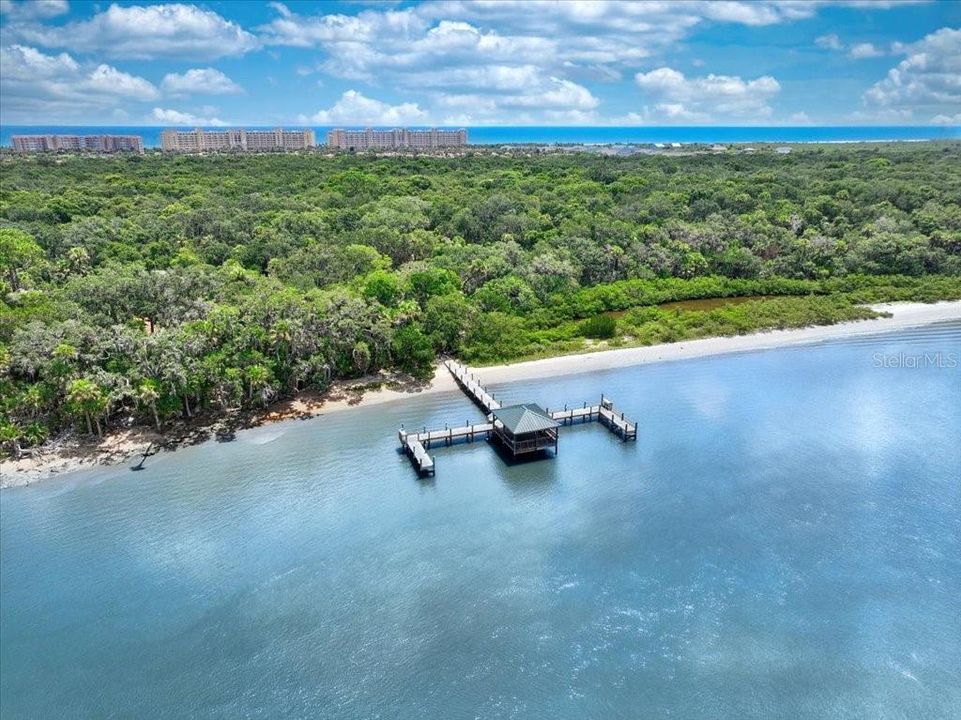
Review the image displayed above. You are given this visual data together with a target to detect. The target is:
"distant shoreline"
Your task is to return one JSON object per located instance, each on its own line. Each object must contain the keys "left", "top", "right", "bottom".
{"left": 3, "top": 300, "right": 959, "bottom": 489}
{"left": 3, "top": 125, "right": 958, "bottom": 150}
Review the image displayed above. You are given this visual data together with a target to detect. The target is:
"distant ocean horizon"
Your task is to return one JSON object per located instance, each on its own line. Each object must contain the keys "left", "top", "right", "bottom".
{"left": 2, "top": 124, "right": 959, "bottom": 148}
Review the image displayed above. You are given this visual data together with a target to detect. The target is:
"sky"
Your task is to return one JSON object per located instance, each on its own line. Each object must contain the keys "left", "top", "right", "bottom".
{"left": 0, "top": 0, "right": 958, "bottom": 127}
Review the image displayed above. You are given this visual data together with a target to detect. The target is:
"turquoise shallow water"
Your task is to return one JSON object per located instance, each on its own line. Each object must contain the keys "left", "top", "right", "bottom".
{"left": 2, "top": 324, "right": 960, "bottom": 719}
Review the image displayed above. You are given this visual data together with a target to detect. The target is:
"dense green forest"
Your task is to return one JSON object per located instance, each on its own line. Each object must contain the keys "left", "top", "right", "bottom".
{"left": 2, "top": 143, "right": 960, "bottom": 456}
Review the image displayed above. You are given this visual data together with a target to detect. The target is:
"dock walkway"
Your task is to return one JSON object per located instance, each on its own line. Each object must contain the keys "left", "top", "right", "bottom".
{"left": 397, "top": 432, "right": 434, "bottom": 476}
{"left": 403, "top": 422, "right": 494, "bottom": 448}
{"left": 598, "top": 400, "right": 638, "bottom": 440}
{"left": 398, "top": 420, "right": 494, "bottom": 477}
{"left": 445, "top": 360, "right": 500, "bottom": 412}
{"left": 548, "top": 397, "right": 638, "bottom": 440}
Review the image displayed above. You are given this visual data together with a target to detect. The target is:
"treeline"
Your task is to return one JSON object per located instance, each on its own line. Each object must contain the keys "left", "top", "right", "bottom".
{"left": 2, "top": 144, "right": 960, "bottom": 456}
{"left": 459, "top": 275, "right": 961, "bottom": 363}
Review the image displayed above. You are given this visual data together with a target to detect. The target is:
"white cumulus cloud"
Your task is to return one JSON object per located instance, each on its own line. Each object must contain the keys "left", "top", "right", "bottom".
{"left": 505, "top": 78, "right": 599, "bottom": 111}
{"left": 85, "top": 63, "right": 159, "bottom": 100}
{"left": 930, "top": 112, "right": 961, "bottom": 125}
{"left": 863, "top": 27, "right": 961, "bottom": 118}
{"left": 621, "top": 102, "right": 709, "bottom": 124}
{"left": 632, "top": 67, "right": 781, "bottom": 123}
{"left": 0, "top": 44, "right": 160, "bottom": 122}
{"left": 816, "top": 34, "right": 888, "bottom": 58}
{"left": 0, "top": 0, "right": 68, "bottom": 19}
{"left": 849, "top": 42, "right": 885, "bottom": 59}
{"left": 304, "top": 90, "right": 430, "bottom": 125}
{"left": 815, "top": 33, "right": 843, "bottom": 50}
{"left": 255, "top": 0, "right": 860, "bottom": 124}
{"left": 429, "top": 76, "right": 599, "bottom": 125}
{"left": 16, "top": 3, "right": 259, "bottom": 60}
{"left": 161, "top": 68, "right": 244, "bottom": 96}
{"left": 0, "top": 43, "right": 77, "bottom": 80}
{"left": 931, "top": 112, "right": 961, "bottom": 125}
{"left": 151, "top": 107, "right": 228, "bottom": 126}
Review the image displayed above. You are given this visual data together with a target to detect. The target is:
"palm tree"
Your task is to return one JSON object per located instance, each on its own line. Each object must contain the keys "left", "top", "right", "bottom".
{"left": 51, "top": 342, "right": 78, "bottom": 380}
{"left": 222, "top": 367, "right": 244, "bottom": 409}
{"left": 66, "top": 378, "right": 106, "bottom": 436}
{"left": 352, "top": 341, "right": 372, "bottom": 375}
{"left": 156, "top": 338, "right": 191, "bottom": 417}
{"left": 268, "top": 319, "right": 298, "bottom": 390}
{"left": 21, "top": 384, "right": 45, "bottom": 420}
{"left": 137, "top": 380, "right": 162, "bottom": 431}
{"left": 66, "top": 246, "right": 91, "bottom": 276}
{"left": 0, "top": 422, "right": 23, "bottom": 460}
{"left": 23, "top": 422, "right": 48, "bottom": 449}
{"left": 268, "top": 320, "right": 293, "bottom": 362}
{"left": 244, "top": 364, "right": 273, "bottom": 408}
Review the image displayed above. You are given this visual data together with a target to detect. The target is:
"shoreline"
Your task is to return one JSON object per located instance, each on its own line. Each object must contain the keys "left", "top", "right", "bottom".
{"left": 2, "top": 300, "right": 959, "bottom": 488}
{"left": 473, "top": 300, "right": 961, "bottom": 385}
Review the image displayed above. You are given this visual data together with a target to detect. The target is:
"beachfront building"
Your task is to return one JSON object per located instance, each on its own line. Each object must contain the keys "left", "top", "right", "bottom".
{"left": 327, "top": 127, "right": 468, "bottom": 151}
{"left": 11, "top": 134, "right": 144, "bottom": 154}
{"left": 159, "top": 128, "right": 316, "bottom": 153}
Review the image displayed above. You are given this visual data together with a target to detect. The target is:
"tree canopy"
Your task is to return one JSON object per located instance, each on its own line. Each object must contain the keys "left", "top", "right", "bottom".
{"left": 1, "top": 143, "right": 959, "bottom": 454}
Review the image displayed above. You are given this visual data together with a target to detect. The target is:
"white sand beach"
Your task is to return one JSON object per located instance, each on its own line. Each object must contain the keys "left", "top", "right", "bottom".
{"left": 3, "top": 300, "right": 959, "bottom": 487}
{"left": 474, "top": 300, "right": 961, "bottom": 385}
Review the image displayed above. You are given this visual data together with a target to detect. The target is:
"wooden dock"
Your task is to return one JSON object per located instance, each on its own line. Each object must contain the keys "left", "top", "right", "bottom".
{"left": 549, "top": 405, "right": 599, "bottom": 424}
{"left": 398, "top": 420, "right": 494, "bottom": 476}
{"left": 445, "top": 360, "right": 501, "bottom": 412}
{"left": 598, "top": 398, "right": 638, "bottom": 440}
{"left": 548, "top": 397, "right": 638, "bottom": 440}
{"left": 404, "top": 422, "right": 494, "bottom": 448}
{"left": 398, "top": 362, "right": 637, "bottom": 476}
{"left": 398, "top": 431, "right": 435, "bottom": 476}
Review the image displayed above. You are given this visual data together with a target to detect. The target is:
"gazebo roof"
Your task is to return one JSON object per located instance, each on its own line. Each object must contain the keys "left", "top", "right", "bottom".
{"left": 492, "top": 403, "right": 558, "bottom": 435}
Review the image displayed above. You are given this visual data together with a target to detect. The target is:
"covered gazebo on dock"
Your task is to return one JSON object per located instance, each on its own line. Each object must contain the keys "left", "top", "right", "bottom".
{"left": 491, "top": 404, "right": 559, "bottom": 456}
{"left": 397, "top": 360, "right": 637, "bottom": 477}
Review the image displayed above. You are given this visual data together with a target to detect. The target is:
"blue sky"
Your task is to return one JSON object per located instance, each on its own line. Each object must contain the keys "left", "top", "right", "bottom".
{"left": 1, "top": 0, "right": 958, "bottom": 126}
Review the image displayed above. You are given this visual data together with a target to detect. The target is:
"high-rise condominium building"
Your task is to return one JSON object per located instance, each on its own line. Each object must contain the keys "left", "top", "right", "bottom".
{"left": 326, "top": 128, "right": 468, "bottom": 150}
{"left": 11, "top": 134, "right": 144, "bottom": 154}
{"left": 160, "top": 128, "right": 316, "bottom": 152}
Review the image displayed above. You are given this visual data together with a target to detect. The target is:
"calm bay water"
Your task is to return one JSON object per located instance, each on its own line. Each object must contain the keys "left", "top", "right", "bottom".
{"left": 2, "top": 124, "right": 959, "bottom": 148}
{"left": 2, "top": 324, "right": 960, "bottom": 719}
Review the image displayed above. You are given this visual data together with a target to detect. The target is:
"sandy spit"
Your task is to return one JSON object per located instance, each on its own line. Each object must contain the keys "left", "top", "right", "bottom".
{"left": 2, "top": 300, "right": 959, "bottom": 488}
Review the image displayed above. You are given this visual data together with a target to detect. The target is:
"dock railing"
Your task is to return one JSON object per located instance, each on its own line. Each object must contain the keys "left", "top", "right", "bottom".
{"left": 445, "top": 359, "right": 501, "bottom": 412}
